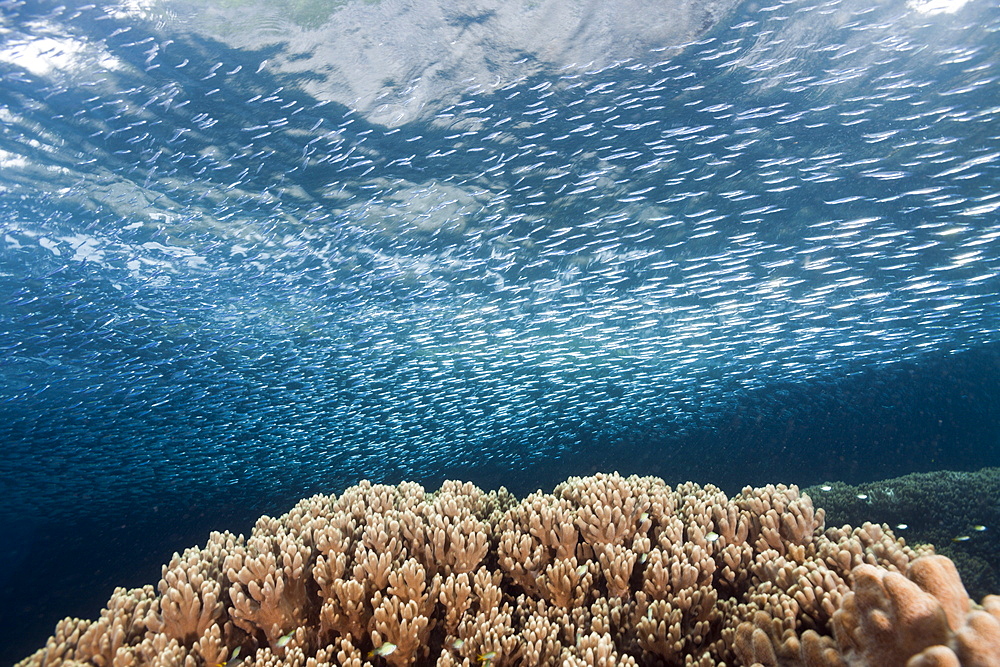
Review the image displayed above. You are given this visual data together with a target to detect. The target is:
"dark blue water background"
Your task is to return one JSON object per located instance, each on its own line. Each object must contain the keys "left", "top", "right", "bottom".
{"left": 1, "top": 0, "right": 999, "bottom": 661}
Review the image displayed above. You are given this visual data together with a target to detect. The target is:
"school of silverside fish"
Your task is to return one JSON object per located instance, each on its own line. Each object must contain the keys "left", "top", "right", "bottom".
{"left": 0, "top": 0, "right": 998, "bottom": 519}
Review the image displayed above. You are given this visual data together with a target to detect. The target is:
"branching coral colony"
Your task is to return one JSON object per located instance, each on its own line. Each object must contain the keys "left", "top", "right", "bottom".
{"left": 19, "top": 473, "right": 1000, "bottom": 666}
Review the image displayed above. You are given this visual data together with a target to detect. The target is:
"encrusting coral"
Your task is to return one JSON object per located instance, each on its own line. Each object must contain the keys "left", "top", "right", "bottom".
{"left": 18, "top": 473, "right": 1000, "bottom": 666}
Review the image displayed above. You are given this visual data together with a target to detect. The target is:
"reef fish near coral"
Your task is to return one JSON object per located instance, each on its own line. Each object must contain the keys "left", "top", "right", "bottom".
{"left": 1, "top": 0, "right": 1000, "bottom": 662}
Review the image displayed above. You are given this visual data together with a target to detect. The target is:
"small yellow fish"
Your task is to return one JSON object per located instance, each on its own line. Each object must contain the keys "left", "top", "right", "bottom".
{"left": 706, "top": 531, "right": 720, "bottom": 543}
{"left": 575, "top": 564, "right": 588, "bottom": 576}
{"left": 217, "top": 646, "right": 241, "bottom": 667}
{"left": 953, "top": 535, "right": 971, "bottom": 542}
{"left": 856, "top": 493, "right": 868, "bottom": 500}
{"left": 276, "top": 631, "right": 294, "bottom": 648}
{"left": 973, "top": 525, "right": 987, "bottom": 532}
{"left": 477, "top": 651, "right": 497, "bottom": 664}
{"left": 451, "top": 638, "right": 465, "bottom": 650}
{"left": 368, "top": 642, "right": 398, "bottom": 658}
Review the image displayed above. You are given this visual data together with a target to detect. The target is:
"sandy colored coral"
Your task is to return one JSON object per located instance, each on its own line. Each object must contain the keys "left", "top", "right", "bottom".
{"left": 16, "top": 473, "right": 1000, "bottom": 667}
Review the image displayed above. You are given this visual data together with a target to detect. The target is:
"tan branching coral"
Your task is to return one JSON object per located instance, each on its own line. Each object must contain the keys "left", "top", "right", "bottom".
{"left": 226, "top": 527, "right": 315, "bottom": 650}
{"left": 18, "top": 474, "right": 1000, "bottom": 667}
{"left": 24, "top": 617, "right": 93, "bottom": 666}
{"left": 147, "top": 539, "right": 231, "bottom": 647}
{"left": 535, "top": 556, "right": 594, "bottom": 608}
{"left": 369, "top": 558, "right": 441, "bottom": 666}
{"left": 33, "top": 585, "right": 162, "bottom": 667}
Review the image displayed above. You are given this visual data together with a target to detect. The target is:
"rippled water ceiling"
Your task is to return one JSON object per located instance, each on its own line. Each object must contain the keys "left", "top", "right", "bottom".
{"left": 0, "top": 0, "right": 998, "bottom": 521}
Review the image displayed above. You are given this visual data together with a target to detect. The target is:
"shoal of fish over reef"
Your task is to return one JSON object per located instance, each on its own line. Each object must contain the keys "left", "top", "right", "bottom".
{"left": 0, "top": 0, "right": 998, "bottom": 517}
{"left": 1, "top": 0, "right": 999, "bottom": 663}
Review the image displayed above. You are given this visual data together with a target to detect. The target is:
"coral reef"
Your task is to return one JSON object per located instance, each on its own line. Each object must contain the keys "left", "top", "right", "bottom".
{"left": 804, "top": 467, "right": 1000, "bottom": 599}
{"left": 18, "top": 473, "right": 1000, "bottom": 666}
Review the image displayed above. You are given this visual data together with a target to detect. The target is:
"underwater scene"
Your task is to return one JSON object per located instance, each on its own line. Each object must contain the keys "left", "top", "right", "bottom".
{"left": 1, "top": 0, "right": 1000, "bottom": 663}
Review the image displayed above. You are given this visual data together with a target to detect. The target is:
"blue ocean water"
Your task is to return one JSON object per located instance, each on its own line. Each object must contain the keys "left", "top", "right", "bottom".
{"left": 1, "top": 0, "right": 999, "bottom": 661}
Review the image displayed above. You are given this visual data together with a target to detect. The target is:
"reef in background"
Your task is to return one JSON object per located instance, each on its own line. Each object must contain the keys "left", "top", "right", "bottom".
{"left": 19, "top": 473, "right": 1000, "bottom": 666}
{"left": 806, "top": 467, "right": 1000, "bottom": 601}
